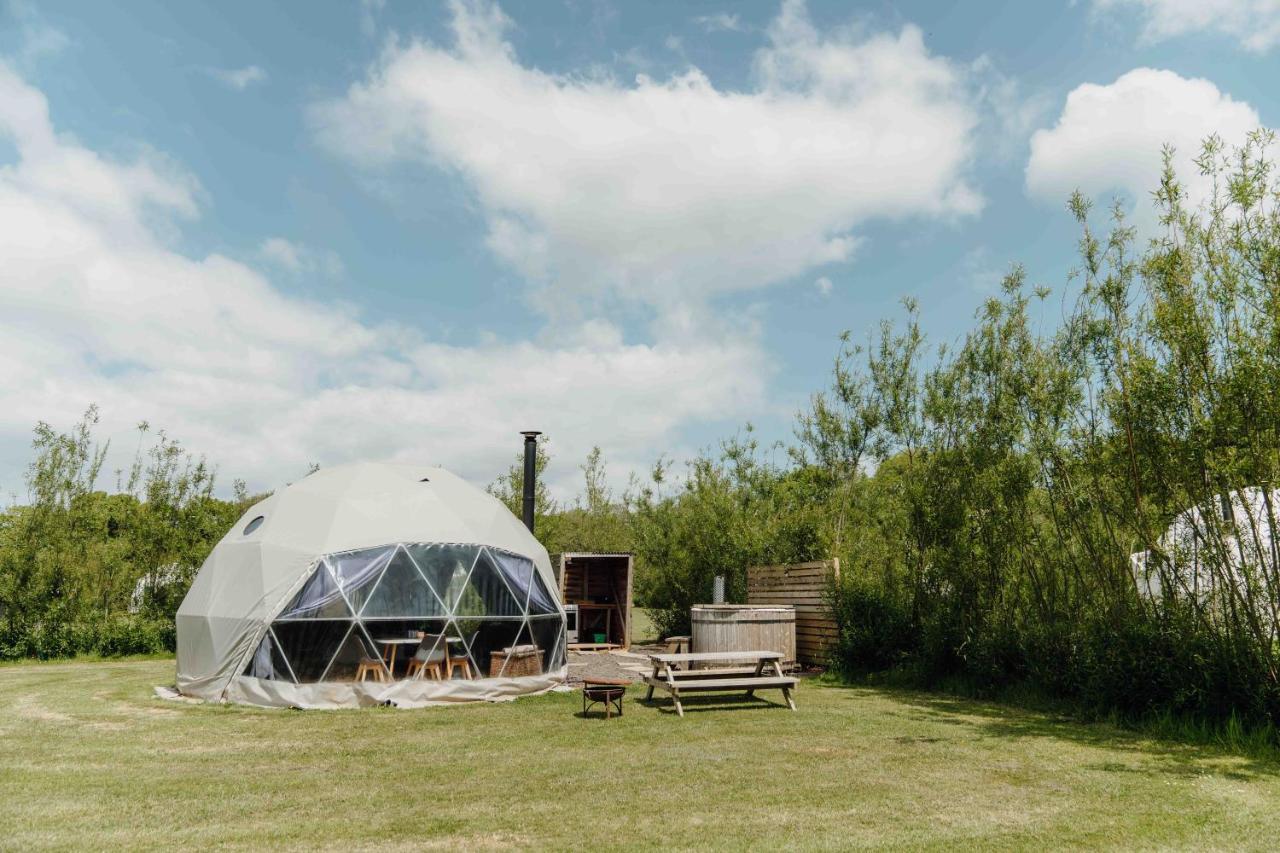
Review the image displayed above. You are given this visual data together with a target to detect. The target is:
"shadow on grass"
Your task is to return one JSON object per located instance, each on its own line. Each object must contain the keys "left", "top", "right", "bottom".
{"left": 637, "top": 693, "right": 793, "bottom": 716}
{"left": 573, "top": 708, "right": 633, "bottom": 720}
{"left": 824, "top": 680, "right": 1280, "bottom": 781}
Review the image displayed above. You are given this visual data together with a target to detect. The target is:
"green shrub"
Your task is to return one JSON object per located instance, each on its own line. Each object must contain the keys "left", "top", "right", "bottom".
{"left": 830, "top": 578, "right": 915, "bottom": 675}
{"left": 0, "top": 616, "right": 174, "bottom": 660}
{"left": 94, "top": 616, "right": 174, "bottom": 656}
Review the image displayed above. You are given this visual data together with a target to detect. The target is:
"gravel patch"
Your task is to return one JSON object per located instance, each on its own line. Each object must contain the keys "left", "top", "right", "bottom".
{"left": 565, "top": 643, "right": 665, "bottom": 685}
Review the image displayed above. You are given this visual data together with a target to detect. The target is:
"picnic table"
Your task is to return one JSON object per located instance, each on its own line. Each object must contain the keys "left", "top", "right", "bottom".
{"left": 643, "top": 650, "right": 797, "bottom": 717}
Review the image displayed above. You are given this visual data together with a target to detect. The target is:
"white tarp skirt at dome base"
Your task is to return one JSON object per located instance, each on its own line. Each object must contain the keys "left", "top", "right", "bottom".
{"left": 171, "top": 464, "right": 567, "bottom": 709}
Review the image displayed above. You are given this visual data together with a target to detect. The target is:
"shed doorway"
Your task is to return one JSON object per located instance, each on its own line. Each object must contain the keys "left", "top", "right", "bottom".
{"left": 555, "top": 553, "right": 633, "bottom": 651}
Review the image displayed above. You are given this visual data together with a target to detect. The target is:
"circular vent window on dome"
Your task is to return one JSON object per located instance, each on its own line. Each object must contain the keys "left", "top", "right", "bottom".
{"left": 243, "top": 516, "right": 265, "bottom": 535}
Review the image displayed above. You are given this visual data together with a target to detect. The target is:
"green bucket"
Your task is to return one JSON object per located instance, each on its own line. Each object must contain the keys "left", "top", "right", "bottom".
{"left": 593, "top": 632, "right": 607, "bottom": 644}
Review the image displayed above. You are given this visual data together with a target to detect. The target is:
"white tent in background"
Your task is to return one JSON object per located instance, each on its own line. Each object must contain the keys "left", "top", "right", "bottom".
{"left": 173, "top": 463, "right": 566, "bottom": 709}
{"left": 1130, "top": 486, "right": 1280, "bottom": 615}
{"left": 129, "top": 562, "right": 182, "bottom": 613}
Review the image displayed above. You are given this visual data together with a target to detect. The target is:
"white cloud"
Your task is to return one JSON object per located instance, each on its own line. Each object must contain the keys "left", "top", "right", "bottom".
{"left": 0, "top": 64, "right": 201, "bottom": 236}
{"left": 814, "top": 276, "right": 833, "bottom": 296}
{"left": 0, "top": 60, "right": 765, "bottom": 499}
{"left": 695, "top": 13, "right": 743, "bottom": 33}
{"left": 1026, "top": 68, "right": 1264, "bottom": 215}
{"left": 258, "top": 237, "right": 344, "bottom": 278}
{"left": 312, "top": 0, "right": 982, "bottom": 326}
{"left": 205, "top": 65, "right": 266, "bottom": 90}
{"left": 1093, "top": 0, "right": 1280, "bottom": 53}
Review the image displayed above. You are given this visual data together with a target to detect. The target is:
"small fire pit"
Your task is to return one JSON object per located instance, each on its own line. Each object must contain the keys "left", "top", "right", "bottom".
{"left": 581, "top": 677, "right": 629, "bottom": 719}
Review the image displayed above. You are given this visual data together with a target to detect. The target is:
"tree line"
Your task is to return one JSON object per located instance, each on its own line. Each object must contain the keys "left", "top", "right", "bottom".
{"left": 0, "top": 408, "right": 257, "bottom": 658}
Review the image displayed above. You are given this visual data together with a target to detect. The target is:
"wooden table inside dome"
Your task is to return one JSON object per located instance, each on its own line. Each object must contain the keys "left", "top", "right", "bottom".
{"left": 642, "top": 650, "right": 797, "bottom": 717}
{"left": 378, "top": 636, "right": 469, "bottom": 679}
{"left": 375, "top": 638, "right": 422, "bottom": 677}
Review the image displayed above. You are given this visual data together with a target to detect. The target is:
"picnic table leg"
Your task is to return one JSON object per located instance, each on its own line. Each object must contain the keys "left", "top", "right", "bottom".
{"left": 746, "top": 655, "right": 767, "bottom": 699}
{"left": 773, "top": 660, "right": 797, "bottom": 710}
{"left": 664, "top": 663, "right": 684, "bottom": 717}
{"left": 644, "top": 662, "right": 658, "bottom": 701}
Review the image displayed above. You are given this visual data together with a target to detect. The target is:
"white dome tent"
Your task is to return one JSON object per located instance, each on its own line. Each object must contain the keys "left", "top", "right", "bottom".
{"left": 1131, "top": 486, "right": 1280, "bottom": 618}
{"left": 173, "top": 463, "right": 566, "bottom": 709}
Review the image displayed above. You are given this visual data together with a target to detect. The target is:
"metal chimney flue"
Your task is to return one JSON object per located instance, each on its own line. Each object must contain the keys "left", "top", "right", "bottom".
{"left": 520, "top": 430, "right": 541, "bottom": 533}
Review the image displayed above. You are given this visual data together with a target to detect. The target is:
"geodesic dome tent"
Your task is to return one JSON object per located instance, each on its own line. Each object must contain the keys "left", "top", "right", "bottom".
{"left": 174, "top": 463, "right": 566, "bottom": 709}
{"left": 1131, "top": 486, "right": 1280, "bottom": 614}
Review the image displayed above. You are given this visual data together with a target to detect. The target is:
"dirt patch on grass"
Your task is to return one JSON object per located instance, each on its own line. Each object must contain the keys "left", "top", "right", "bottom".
{"left": 10, "top": 695, "right": 73, "bottom": 724}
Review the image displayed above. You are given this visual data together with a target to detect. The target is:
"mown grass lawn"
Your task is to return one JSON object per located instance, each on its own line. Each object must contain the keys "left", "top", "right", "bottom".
{"left": 2, "top": 659, "right": 1279, "bottom": 850}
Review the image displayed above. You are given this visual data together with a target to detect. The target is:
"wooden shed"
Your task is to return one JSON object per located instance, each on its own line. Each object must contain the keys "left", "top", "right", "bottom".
{"left": 555, "top": 553, "right": 634, "bottom": 651}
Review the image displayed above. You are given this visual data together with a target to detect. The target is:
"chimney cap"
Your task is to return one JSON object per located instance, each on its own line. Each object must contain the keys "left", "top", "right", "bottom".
{"left": 520, "top": 430, "right": 542, "bottom": 438}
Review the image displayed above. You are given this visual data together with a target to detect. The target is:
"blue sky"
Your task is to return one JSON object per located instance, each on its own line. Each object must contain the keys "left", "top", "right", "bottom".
{"left": 1, "top": 0, "right": 1277, "bottom": 499}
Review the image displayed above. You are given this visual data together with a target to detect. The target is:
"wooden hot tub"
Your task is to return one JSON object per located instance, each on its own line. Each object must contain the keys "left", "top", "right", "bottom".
{"left": 690, "top": 604, "right": 796, "bottom": 668}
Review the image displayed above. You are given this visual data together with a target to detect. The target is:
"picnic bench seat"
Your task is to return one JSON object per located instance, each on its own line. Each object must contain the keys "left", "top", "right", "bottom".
{"left": 643, "top": 650, "right": 797, "bottom": 717}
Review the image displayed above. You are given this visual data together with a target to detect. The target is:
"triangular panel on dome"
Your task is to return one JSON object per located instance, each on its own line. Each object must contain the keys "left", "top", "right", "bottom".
{"left": 441, "top": 620, "right": 480, "bottom": 679}
{"left": 526, "top": 570, "right": 558, "bottom": 616}
{"left": 489, "top": 547, "right": 557, "bottom": 615}
{"left": 487, "top": 549, "right": 534, "bottom": 610}
{"left": 405, "top": 543, "right": 480, "bottom": 613}
{"left": 277, "top": 561, "right": 352, "bottom": 620}
{"left": 454, "top": 548, "right": 522, "bottom": 618}
{"left": 322, "top": 622, "right": 385, "bottom": 682}
{"left": 460, "top": 619, "right": 523, "bottom": 678}
{"left": 328, "top": 546, "right": 396, "bottom": 614}
{"left": 242, "top": 627, "right": 296, "bottom": 682}
{"left": 271, "top": 619, "right": 353, "bottom": 682}
{"left": 527, "top": 615, "right": 565, "bottom": 674}
{"left": 361, "top": 546, "right": 447, "bottom": 618}
{"left": 495, "top": 621, "right": 535, "bottom": 678}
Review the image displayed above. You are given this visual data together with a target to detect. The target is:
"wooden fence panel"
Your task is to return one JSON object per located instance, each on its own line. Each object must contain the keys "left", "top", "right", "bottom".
{"left": 746, "top": 559, "right": 839, "bottom": 667}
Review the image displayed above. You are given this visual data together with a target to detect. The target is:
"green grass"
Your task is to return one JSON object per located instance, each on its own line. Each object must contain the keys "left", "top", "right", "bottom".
{"left": 3, "top": 660, "right": 1280, "bottom": 850}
